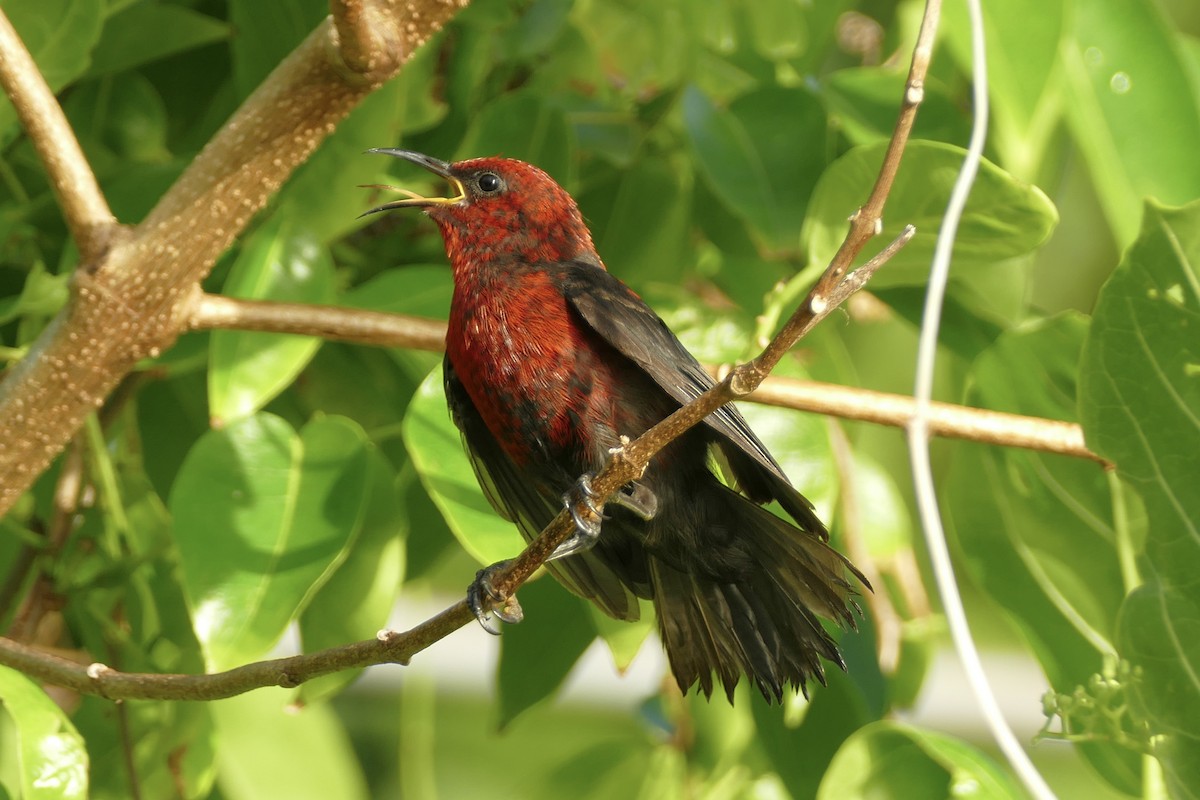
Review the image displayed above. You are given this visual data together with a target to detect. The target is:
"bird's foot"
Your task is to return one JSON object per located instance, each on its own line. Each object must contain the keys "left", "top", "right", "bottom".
{"left": 615, "top": 481, "right": 658, "bottom": 521}
{"left": 554, "top": 474, "right": 604, "bottom": 561}
{"left": 467, "top": 560, "right": 524, "bottom": 635}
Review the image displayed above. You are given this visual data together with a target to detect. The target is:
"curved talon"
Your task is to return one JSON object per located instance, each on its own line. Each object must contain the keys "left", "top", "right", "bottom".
{"left": 467, "top": 560, "right": 524, "bottom": 634}
{"left": 555, "top": 473, "right": 604, "bottom": 561}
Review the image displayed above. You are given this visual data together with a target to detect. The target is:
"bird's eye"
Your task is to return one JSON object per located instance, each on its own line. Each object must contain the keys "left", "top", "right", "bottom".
{"left": 477, "top": 172, "right": 503, "bottom": 194}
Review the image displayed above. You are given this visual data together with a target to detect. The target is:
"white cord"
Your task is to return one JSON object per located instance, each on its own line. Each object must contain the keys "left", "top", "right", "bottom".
{"left": 905, "top": 1, "right": 1057, "bottom": 797}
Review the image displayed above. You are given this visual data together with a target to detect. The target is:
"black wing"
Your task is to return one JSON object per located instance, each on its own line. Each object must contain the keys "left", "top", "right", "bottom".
{"left": 558, "top": 263, "right": 827, "bottom": 537}
{"left": 443, "top": 356, "right": 641, "bottom": 620}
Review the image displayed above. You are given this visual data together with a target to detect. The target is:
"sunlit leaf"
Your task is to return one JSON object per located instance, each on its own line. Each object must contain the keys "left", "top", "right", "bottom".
{"left": 1080, "top": 200, "right": 1200, "bottom": 797}
{"left": 1062, "top": 0, "right": 1200, "bottom": 246}
{"left": 817, "top": 721, "right": 1022, "bottom": 800}
{"left": 169, "top": 413, "right": 371, "bottom": 671}
{"left": 0, "top": 667, "right": 88, "bottom": 800}
{"left": 803, "top": 141, "right": 1058, "bottom": 286}
{"left": 208, "top": 220, "right": 335, "bottom": 425}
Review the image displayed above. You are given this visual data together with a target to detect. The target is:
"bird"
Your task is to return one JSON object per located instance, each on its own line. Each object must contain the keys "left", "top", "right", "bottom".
{"left": 364, "top": 149, "right": 867, "bottom": 702}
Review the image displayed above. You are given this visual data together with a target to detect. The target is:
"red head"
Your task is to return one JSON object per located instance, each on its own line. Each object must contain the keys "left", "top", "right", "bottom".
{"left": 364, "top": 149, "right": 600, "bottom": 277}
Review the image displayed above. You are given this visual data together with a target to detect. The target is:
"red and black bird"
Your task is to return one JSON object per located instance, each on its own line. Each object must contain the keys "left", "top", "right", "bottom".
{"left": 366, "top": 150, "right": 866, "bottom": 702}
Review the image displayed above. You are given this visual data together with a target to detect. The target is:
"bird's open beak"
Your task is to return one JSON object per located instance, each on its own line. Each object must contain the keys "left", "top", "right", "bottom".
{"left": 360, "top": 148, "right": 467, "bottom": 216}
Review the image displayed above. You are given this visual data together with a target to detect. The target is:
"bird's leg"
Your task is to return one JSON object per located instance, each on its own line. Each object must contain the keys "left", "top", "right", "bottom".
{"left": 467, "top": 559, "right": 524, "bottom": 634}
{"left": 614, "top": 481, "right": 658, "bottom": 520}
{"left": 552, "top": 472, "right": 659, "bottom": 562}
{"left": 553, "top": 473, "right": 605, "bottom": 561}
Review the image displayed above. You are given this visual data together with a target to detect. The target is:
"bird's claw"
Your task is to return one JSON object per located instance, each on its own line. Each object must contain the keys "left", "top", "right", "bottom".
{"left": 554, "top": 473, "right": 605, "bottom": 561}
{"left": 467, "top": 560, "right": 524, "bottom": 634}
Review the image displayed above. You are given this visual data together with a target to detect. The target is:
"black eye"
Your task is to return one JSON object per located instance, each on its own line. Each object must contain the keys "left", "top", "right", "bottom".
{"left": 477, "top": 172, "right": 503, "bottom": 194}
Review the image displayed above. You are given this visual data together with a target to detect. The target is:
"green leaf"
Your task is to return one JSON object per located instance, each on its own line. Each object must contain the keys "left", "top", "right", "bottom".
{"left": 0, "top": 0, "right": 102, "bottom": 142}
{"left": 0, "top": 260, "right": 68, "bottom": 325}
{"left": 0, "top": 667, "right": 88, "bottom": 800}
{"left": 65, "top": 72, "right": 171, "bottom": 163}
{"left": 753, "top": 671, "right": 870, "bottom": 800}
{"left": 817, "top": 721, "right": 1023, "bottom": 800}
{"left": 496, "top": 577, "right": 597, "bottom": 729}
{"left": 213, "top": 689, "right": 369, "bottom": 800}
{"left": 802, "top": 141, "right": 1058, "bottom": 286}
{"left": 227, "top": 0, "right": 326, "bottom": 99}
{"left": 1063, "top": 0, "right": 1200, "bottom": 246}
{"left": 1080, "top": 199, "right": 1200, "bottom": 796}
{"left": 941, "top": 0, "right": 1065, "bottom": 176}
{"left": 88, "top": 3, "right": 231, "bottom": 76}
{"left": 456, "top": 89, "right": 576, "bottom": 188}
{"left": 583, "top": 158, "right": 693, "bottom": 285}
{"left": 402, "top": 365, "right": 524, "bottom": 565}
{"left": 208, "top": 219, "right": 335, "bottom": 425}
{"left": 277, "top": 78, "right": 405, "bottom": 244}
{"left": 949, "top": 315, "right": 1125, "bottom": 681}
{"left": 947, "top": 314, "right": 1141, "bottom": 792}
{"left": 1118, "top": 584, "right": 1200, "bottom": 798}
{"left": 297, "top": 450, "right": 406, "bottom": 704}
{"left": 822, "top": 68, "right": 971, "bottom": 150}
{"left": 684, "top": 84, "right": 827, "bottom": 254}
{"left": 169, "top": 413, "right": 371, "bottom": 671}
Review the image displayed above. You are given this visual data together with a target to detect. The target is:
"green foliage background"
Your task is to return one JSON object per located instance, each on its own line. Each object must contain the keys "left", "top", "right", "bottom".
{"left": 0, "top": 0, "right": 1198, "bottom": 798}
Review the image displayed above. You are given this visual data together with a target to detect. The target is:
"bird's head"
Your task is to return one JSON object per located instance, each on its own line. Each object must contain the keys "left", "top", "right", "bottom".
{"left": 363, "top": 149, "right": 600, "bottom": 270}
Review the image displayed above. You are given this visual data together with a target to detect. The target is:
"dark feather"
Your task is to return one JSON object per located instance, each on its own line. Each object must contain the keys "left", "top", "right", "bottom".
{"left": 443, "top": 356, "right": 640, "bottom": 620}
{"left": 558, "top": 262, "right": 827, "bottom": 536}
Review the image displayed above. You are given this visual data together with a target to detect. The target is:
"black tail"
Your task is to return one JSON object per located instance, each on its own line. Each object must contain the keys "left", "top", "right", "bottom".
{"left": 649, "top": 484, "right": 865, "bottom": 703}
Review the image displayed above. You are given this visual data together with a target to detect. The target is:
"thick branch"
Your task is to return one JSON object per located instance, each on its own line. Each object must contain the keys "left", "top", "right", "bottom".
{"left": 0, "top": 1, "right": 468, "bottom": 518}
{"left": 0, "top": 11, "right": 116, "bottom": 262}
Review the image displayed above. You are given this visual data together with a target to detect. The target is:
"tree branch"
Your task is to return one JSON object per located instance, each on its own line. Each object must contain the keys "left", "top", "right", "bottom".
{"left": 0, "top": 11, "right": 116, "bottom": 262}
{"left": 187, "top": 288, "right": 1104, "bottom": 464}
{"left": 0, "top": 0, "right": 468, "bottom": 519}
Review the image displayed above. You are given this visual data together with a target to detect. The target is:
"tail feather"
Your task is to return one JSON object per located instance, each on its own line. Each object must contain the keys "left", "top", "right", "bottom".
{"left": 649, "top": 486, "right": 866, "bottom": 703}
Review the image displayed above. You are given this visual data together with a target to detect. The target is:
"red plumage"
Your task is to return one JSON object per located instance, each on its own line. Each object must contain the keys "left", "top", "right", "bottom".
{"left": 369, "top": 150, "right": 867, "bottom": 702}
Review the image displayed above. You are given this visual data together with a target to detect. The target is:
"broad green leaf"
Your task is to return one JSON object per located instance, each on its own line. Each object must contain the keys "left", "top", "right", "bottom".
{"left": 1063, "top": 0, "right": 1200, "bottom": 246}
{"left": 0, "top": 261, "right": 67, "bottom": 325}
{"left": 343, "top": 265, "right": 453, "bottom": 320}
{"left": 0, "top": 667, "right": 88, "bottom": 800}
{"left": 277, "top": 78, "right": 405, "bottom": 244}
{"left": 1080, "top": 200, "right": 1200, "bottom": 797}
{"left": 1118, "top": 584, "right": 1200, "bottom": 798}
{"left": 822, "top": 68, "right": 971, "bottom": 150}
{"left": 213, "top": 689, "right": 369, "bottom": 800}
{"left": 228, "top": 0, "right": 325, "bottom": 99}
{"left": 88, "top": 3, "right": 231, "bottom": 76}
{"left": 169, "top": 413, "right": 371, "bottom": 671}
{"left": 684, "top": 84, "right": 827, "bottom": 254}
{"left": 802, "top": 141, "right": 1058, "bottom": 286}
{"left": 949, "top": 315, "right": 1125, "bottom": 680}
{"left": 64, "top": 73, "right": 171, "bottom": 164}
{"left": 947, "top": 314, "right": 1141, "bottom": 792}
{"left": 456, "top": 89, "right": 576, "bottom": 188}
{"left": 753, "top": 671, "right": 871, "bottom": 800}
{"left": 0, "top": 0, "right": 103, "bottom": 142}
{"left": 208, "top": 220, "right": 335, "bottom": 425}
{"left": 402, "top": 365, "right": 523, "bottom": 565}
{"left": 496, "top": 577, "right": 597, "bottom": 729}
{"left": 942, "top": 0, "right": 1065, "bottom": 176}
{"left": 297, "top": 450, "right": 406, "bottom": 704}
{"left": 587, "top": 601, "right": 653, "bottom": 672}
{"left": 817, "top": 721, "right": 1022, "bottom": 800}
{"left": 573, "top": 2, "right": 691, "bottom": 97}
{"left": 583, "top": 158, "right": 694, "bottom": 285}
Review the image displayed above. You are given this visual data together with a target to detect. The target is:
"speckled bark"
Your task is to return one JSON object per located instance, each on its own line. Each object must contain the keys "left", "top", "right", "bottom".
{"left": 0, "top": 2, "right": 469, "bottom": 515}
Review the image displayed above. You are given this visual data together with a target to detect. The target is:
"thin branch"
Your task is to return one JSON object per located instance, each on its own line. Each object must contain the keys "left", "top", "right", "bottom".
{"left": 188, "top": 292, "right": 446, "bottom": 351}
{"left": 0, "top": 11, "right": 116, "bottom": 262}
{"left": 187, "top": 288, "right": 1105, "bottom": 464}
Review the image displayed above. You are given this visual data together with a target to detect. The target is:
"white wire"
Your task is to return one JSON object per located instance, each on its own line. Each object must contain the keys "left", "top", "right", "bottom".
{"left": 905, "top": 1, "right": 1058, "bottom": 798}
